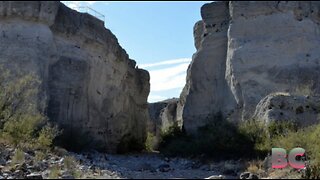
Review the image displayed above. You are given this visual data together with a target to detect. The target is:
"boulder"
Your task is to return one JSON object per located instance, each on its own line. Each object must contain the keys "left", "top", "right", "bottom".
{"left": 253, "top": 93, "right": 320, "bottom": 127}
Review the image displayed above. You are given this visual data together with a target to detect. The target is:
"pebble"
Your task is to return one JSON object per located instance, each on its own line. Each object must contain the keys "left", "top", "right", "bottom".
{"left": 158, "top": 164, "right": 171, "bottom": 172}
{"left": 205, "top": 175, "right": 226, "bottom": 179}
{"left": 61, "top": 175, "right": 75, "bottom": 179}
{"left": 26, "top": 173, "right": 43, "bottom": 179}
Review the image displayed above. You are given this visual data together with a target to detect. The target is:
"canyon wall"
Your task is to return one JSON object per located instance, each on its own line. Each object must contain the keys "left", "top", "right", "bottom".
{"left": 0, "top": 1, "right": 150, "bottom": 153}
{"left": 148, "top": 98, "right": 179, "bottom": 135}
{"left": 178, "top": 1, "right": 320, "bottom": 133}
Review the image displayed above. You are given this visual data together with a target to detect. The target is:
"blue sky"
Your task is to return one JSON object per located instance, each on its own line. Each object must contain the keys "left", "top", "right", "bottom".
{"left": 62, "top": 1, "right": 211, "bottom": 102}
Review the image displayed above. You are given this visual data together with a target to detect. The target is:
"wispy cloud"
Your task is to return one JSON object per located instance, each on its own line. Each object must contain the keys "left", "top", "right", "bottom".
{"left": 140, "top": 58, "right": 191, "bottom": 69}
{"left": 148, "top": 95, "right": 168, "bottom": 103}
{"left": 149, "top": 63, "right": 189, "bottom": 92}
{"left": 142, "top": 58, "right": 191, "bottom": 102}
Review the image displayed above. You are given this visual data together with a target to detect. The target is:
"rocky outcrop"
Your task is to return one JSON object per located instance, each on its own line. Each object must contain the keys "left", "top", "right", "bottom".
{"left": 178, "top": 2, "right": 237, "bottom": 133}
{"left": 179, "top": 1, "right": 320, "bottom": 133}
{"left": 148, "top": 101, "right": 169, "bottom": 134}
{"left": 226, "top": 1, "right": 320, "bottom": 123}
{"left": 0, "top": 1, "right": 150, "bottom": 153}
{"left": 253, "top": 93, "right": 320, "bottom": 127}
{"left": 148, "top": 98, "right": 179, "bottom": 147}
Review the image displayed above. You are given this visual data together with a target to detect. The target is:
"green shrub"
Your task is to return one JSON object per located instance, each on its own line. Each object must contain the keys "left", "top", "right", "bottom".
{"left": 268, "top": 121, "right": 298, "bottom": 138}
{"left": 158, "top": 123, "right": 192, "bottom": 157}
{"left": 239, "top": 119, "right": 270, "bottom": 156}
{"left": 64, "top": 156, "right": 77, "bottom": 170}
{"left": 270, "top": 124, "right": 320, "bottom": 179}
{"left": 0, "top": 68, "right": 60, "bottom": 150}
{"left": 145, "top": 132, "right": 156, "bottom": 152}
{"left": 1, "top": 113, "right": 43, "bottom": 147}
{"left": 63, "top": 156, "right": 81, "bottom": 178}
{"left": 159, "top": 114, "right": 260, "bottom": 160}
{"left": 36, "top": 124, "right": 61, "bottom": 150}
{"left": 159, "top": 112, "right": 320, "bottom": 178}
{"left": 159, "top": 115, "right": 313, "bottom": 161}
{"left": 11, "top": 148, "right": 25, "bottom": 165}
{"left": 48, "top": 165, "right": 61, "bottom": 179}
{"left": 34, "top": 151, "right": 46, "bottom": 163}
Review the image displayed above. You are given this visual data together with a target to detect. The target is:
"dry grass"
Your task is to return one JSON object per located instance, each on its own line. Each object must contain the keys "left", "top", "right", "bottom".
{"left": 11, "top": 149, "right": 25, "bottom": 165}
{"left": 267, "top": 168, "right": 301, "bottom": 179}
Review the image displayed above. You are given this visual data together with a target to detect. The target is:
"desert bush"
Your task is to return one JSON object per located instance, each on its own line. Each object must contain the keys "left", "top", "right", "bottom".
{"left": 49, "top": 164, "right": 61, "bottom": 179}
{"left": 36, "top": 124, "right": 61, "bottom": 151}
{"left": 158, "top": 123, "right": 192, "bottom": 156}
{"left": 64, "top": 156, "right": 77, "bottom": 170}
{"left": 145, "top": 132, "right": 156, "bottom": 152}
{"left": 159, "top": 114, "right": 260, "bottom": 160}
{"left": 0, "top": 67, "right": 59, "bottom": 150}
{"left": 158, "top": 112, "right": 320, "bottom": 177}
{"left": 11, "top": 148, "right": 25, "bottom": 165}
{"left": 270, "top": 124, "right": 320, "bottom": 179}
{"left": 238, "top": 119, "right": 270, "bottom": 156}
{"left": 246, "top": 160, "right": 265, "bottom": 175}
{"left": 238, "top": 120, "right": 298, "bottom": 153}
{"left": 34, "top": 151, "right": 46, "bottom": 163}
{"left": 267, "top": 120, "right": 298, "bottom": 138}
{"left": 64, "top": 156, "right": 81, "bottom": 178}
{"left": 159, "top": 114, "right": 313, "bottom": 161}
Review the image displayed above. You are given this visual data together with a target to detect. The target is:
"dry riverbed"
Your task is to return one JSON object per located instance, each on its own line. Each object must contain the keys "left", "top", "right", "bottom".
{"left": 0, "top": 144, "right": 304, "bottom": 179}
{"left": 72, "top": 152, "right": 239, "bottom": 179}
{"left": 0, "top": 144, "right": 241, "bottom": 179}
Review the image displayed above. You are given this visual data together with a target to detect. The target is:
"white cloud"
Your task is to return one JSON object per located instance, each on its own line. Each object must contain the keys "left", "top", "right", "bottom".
{"left": 143, "top": 58, "right": 191, "bottom": 102}
{"left": 149, "top": 63, "right": 189, "bottom": 92}
{"left": 140, "top": 58, "right": 191, "bottom": 69}
{"left": 148, "top": 95, "right": 168, "bottom": 103}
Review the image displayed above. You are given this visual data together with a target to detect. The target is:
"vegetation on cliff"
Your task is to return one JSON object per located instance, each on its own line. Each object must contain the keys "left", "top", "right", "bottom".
{"left": 0, "top": 67, "right": 59, "bottom": 150}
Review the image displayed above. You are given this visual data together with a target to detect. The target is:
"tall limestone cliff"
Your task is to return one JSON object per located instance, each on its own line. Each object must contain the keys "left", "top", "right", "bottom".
{"left": 178, "top": 2, "right": 237, "bottom": 133}
{"left": 0, "top": 1, "right": 150, "bottom": 153}
{"left": 178, "top": 1, "right": 320, "bottom": 134}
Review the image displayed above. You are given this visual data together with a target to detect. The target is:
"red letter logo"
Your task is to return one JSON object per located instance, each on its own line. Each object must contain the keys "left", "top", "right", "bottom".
{"left": 272, "top": 148, "right": 288, "bottom": 169}
{"left": 288, "top": 148, "right": 305, "bottom": 169}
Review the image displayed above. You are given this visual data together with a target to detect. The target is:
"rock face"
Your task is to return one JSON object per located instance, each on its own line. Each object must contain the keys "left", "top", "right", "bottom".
{"left": 148, "top": 98, "right": 179, "bottom": 147}
{"left": 226, "top": 1, "right": 320, "bottom": 123}
{"left": 178, "top": 2, "right": 237, "bottom": 133}
{"left": 0, "top": 1, "right": 150, "bottom": 153}
{"left": 253, "top": 93, "right": 320, "bottom": 127}
{"left": 179, "top": 1, "right": 320, "bottom": 133}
